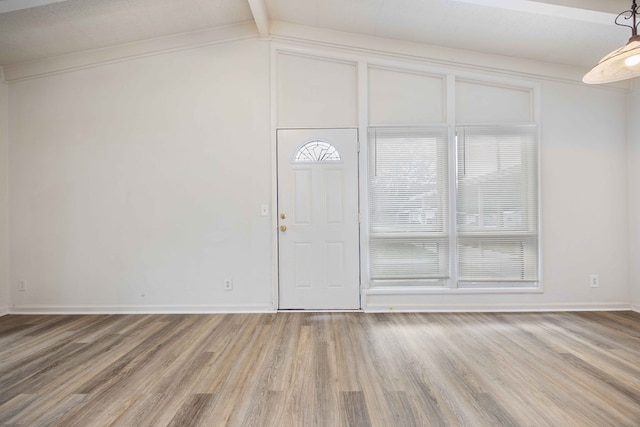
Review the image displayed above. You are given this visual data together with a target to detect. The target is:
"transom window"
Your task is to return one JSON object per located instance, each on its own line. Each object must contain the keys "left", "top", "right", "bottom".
{"left": 294, "top": 140, "right": 341, "bottom": 162}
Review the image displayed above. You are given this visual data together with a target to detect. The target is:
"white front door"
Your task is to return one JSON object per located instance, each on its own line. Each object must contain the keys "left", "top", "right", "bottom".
{"left": 277, "top": 128, "right": 360, "bottom": 310}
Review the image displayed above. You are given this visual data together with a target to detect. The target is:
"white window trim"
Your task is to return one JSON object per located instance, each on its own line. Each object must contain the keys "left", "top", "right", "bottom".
{"left": 368, "top": 65, "right": 542, "bottom": 294}
{"left": 270, "top": 42, "right": 544, "bottom": 301}
{"left": 367, "top": 123, "right": 541, "bottom": 292}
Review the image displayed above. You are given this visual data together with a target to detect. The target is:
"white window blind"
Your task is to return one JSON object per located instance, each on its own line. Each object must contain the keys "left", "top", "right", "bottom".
{"left": 368, "top": 127, "right": 449, "bottom": 283}
{"left": 456, "top": 125, "right": 539, "bottom": 286}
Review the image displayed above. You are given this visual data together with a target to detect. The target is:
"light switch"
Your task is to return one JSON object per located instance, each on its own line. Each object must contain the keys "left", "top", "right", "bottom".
{"left": 261, "top": 204, "right": 269, "bottom": 216}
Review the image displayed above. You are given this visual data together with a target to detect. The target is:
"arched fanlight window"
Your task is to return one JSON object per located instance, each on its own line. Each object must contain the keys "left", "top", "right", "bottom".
{"left": 294, "top": 140, "right": 341, "bottom": 162}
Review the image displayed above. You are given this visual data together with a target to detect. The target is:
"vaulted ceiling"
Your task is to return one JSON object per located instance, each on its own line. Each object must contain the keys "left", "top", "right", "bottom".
{"left": 0, "top": 0, "right": 635, "bottom": 69}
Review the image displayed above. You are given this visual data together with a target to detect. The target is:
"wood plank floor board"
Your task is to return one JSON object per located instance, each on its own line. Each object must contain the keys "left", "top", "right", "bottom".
{"left": 341, "top": 391, "right": 372, "bottom": 427}
{"left": 147, "top": 316, "right": 227, "bottom": 395}
{"left": 108, "top": 393, "right": 167, "bottom": 427}
{"left": 461, "top": 314, "right": 624, "bottom": 426}
{"left": 1, "top": 311, "right": 640, "bottom": 426}
{"left": 448, "top": 313, "right": 578, "bottom": 424}
{"left": 200, "top": 324, "right": 278, "bottom": 425}
{"left": 383, "top": 391, "right": 420, "bottom": 427}
{"left": 0, "top": 393, "right": 41, "bottom": 424}
{"left": 0, "top": 315, "right": 120, "bottom": 374}
{"left": 458, "top": 335, "right": 564, "bottom": 426}
{"left": 331, "top": 315, "right": 362, "bottom": 393}
{"left": 52, "top": 317, "right": 210, "bottom": 426}
{"left": 167, "top": 393, "right": 215, "bottom": 427}
{"left": 341, "top": 316, "right": 398, "bottom": 426}
{"left": 503, "top": 314, "right": 640, "bottom": 420}
{"left": 0, "top": 341, "right": 92, "bottom": 408}
{"left": 15, "top": 334, "right": 125, "bottom": 398}
{"left": 2, "top": 393, "right": 87, "bottom": 427}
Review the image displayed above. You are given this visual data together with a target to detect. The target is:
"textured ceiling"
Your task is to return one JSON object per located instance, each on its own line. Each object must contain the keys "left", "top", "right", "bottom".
{"left": 267, "top": 0, "right": 632, "bottom": 67}
{"left": 0, "top": 0, "right": 636, "bottom": 69}
{"left": 0, "top": 0, "right": 253, "bottom": 65}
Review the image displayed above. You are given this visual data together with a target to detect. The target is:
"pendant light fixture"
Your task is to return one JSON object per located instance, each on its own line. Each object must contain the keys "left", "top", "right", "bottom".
{"left": 583, "top": 0, "right": 640, "bottom": 84}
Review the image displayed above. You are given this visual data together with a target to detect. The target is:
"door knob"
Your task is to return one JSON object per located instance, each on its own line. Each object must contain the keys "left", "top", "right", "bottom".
{"left": 280, "top": 213, "right": 287, "bottom": 220}
{"left": 280, "top": 225, "right": 287, "bottom": 232}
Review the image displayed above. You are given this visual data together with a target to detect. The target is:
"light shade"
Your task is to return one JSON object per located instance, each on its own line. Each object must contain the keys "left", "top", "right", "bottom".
{"left": 583, "top": 35, "right": 640, "bottom": 84}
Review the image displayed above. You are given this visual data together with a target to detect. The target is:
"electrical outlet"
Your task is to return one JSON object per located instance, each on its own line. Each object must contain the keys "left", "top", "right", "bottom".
{"left": 18, "top": 280, "right": 27, "bottom": 292}
{"left": 590, "top": 274, "right": 600, "bottom": 288}
{"left": 224, "top": 279, "right": 233, "bottom": 291}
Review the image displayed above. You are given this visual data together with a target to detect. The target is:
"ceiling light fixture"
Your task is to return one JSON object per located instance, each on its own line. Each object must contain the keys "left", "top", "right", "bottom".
{"left": 583, "top": 0, "right": 640, "bottom": 84}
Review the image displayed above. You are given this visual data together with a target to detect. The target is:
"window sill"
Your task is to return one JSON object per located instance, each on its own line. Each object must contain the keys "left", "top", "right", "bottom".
{"left": 364, "top": 286, "right": 544, "bottom": 295}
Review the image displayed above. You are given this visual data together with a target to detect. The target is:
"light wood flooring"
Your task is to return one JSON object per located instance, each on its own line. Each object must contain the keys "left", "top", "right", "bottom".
{"left": 1, "top": 311, "right": 640, "bottom": 426}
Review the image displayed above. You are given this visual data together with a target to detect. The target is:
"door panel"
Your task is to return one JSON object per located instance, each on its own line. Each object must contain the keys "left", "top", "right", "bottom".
{"left": 277, "top": 129, "right": 360, "bottom": 310}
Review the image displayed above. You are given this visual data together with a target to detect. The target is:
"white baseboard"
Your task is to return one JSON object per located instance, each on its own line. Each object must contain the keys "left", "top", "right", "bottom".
{"left": 9, "top": 304, "right": 277, "bottom": 315}
{"left": 362, "top": 302, "right": 632, "bottom": 313}
{"left": 6, "top": 303, "right": 635, "bottom": 315}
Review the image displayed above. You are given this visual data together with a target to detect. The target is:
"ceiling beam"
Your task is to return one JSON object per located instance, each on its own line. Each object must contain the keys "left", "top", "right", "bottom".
{"left": 247, "top": 0, "right": 270, "bottom": 39}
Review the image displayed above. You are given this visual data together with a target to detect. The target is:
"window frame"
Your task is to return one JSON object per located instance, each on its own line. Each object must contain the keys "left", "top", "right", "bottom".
{"left": 367, "top": 126, "right": 452, "bottom": 287}
{"left": 367, "top": 123, "right": 541, "bottom": 291}
{"left": 455, "top": 124, "right": 539, "bottom": 287}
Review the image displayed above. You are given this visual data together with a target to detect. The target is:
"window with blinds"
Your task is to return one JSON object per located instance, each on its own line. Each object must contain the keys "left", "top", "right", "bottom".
{"left": 368, "top": 127, "right": 450, "bottom": 285}
{"left": 456, "top": 125, "right": 538, "bottom": 287}
{"left": 368, "top": 125, "right": 539, "bottom": 289}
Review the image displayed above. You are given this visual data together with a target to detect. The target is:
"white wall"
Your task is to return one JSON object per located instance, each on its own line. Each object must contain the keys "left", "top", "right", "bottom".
{"left": 274, "top": 45, "right": 630, "bottom": 311}
{"left": 277, "top": 53, "right": 358, "bottom": 127}
{"left": 0, "top": 76, "right": 8, "bottom": 315}
{"left": 629, "top": 82, "right": 640, "bottom": 311}
{"left": 362, "top": 78, "right": 629, "bottom": 311}
{"left": 6, "top": 29, "right": 633, "bottom": 313}
{"left": 9, "top": 39, "right": 274, "bottom": 312}
{"left": 539, "top": 81, "right": 629, "bottom": 308}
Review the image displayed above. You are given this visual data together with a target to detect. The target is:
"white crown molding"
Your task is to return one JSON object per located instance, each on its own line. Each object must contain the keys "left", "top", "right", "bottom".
{"left": 269, "top": 21, "right": 631, "bottom": 90}
{"left": 363, "top": 301, "right": 632, "bottom": 313}
{"left": 8, "top": 304, "right": 276, "bottom": 315}
{"left": 3, "top": 22, "right": 259, "bottom": 82}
